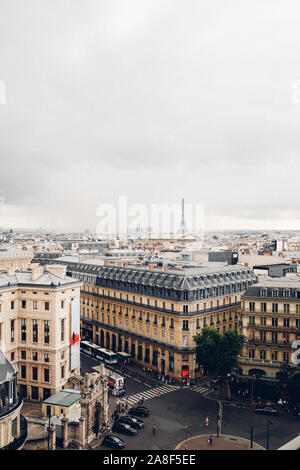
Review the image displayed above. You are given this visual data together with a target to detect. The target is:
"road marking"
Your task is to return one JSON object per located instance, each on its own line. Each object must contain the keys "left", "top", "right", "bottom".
{"left": 190, "top": 385, "right": 210, "bottom": 395}
{"left": 125, "top": 385, "right": 177, "bottom": 405}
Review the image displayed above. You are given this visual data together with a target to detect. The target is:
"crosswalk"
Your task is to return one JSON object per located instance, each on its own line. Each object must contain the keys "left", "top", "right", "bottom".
{"left": 125, "top": 385, "right": 178, "bottom": 405}
{"left": 189, "top": 384, "right": 210, "bottom": 395}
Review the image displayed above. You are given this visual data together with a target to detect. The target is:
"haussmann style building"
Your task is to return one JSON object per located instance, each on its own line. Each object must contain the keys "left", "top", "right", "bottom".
{"left": 239, "top": 278, "right": 300, "bottom": 378}
{"left": 0, "top": 263, "right": 82, "bottom": 401}
{"left": 60, "top": 260, "right": 257, "bottom": 382}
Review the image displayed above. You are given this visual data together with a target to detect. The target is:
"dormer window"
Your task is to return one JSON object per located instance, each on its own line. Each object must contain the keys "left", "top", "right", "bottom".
{"left": 272, "top": 289, "right": 278, "bottom": 298}
{"left": 260, "top": 289, "right": 268, "bottom": 298}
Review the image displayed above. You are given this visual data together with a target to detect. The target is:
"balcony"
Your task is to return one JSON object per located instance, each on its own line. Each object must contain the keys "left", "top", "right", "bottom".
{"left": 81, "top": 291, "right": 241, "bottom": 317}
{"left": 1, "top": 415, "right": 28, "bottom": 450}
{"left": 238, "top": 355, "right": 294, "bottom": 368}
{"left": 0, "top": 395, "right": 23, "bottom": 421}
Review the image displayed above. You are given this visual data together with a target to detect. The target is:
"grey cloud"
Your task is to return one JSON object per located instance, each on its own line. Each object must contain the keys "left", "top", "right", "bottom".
{"left": 0, "top": 0, "right": 300, "bottom": 230}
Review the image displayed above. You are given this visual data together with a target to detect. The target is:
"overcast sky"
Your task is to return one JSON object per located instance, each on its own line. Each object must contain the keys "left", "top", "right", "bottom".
{"left": 1, "top": 0, "right": 300, "bottom": 233}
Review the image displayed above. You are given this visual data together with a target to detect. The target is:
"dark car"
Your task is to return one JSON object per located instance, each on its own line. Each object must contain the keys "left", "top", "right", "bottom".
{"left": 102, "top": 435, "right": 125, "bottom": 449}
{"left": 254, "top": 406, "right": 278, "bottom": 415}
{"left": 118, "top": 415, "right": 144, "bottom": 429}
{"left": 128, "top": 406, "right": 150, "bottom": 417}
{"left": 211, "top": 376, "right": 223, "bottom": 385}
{"left": 112, "top": 422, "right": 138, "bottom": 436}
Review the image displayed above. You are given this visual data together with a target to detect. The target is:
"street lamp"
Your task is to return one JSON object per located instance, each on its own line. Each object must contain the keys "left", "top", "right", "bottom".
{"left": 183, "top": 424, "right": 188, "bottom": 441}
{"left": 266, "top": 420, "right": 274, "bottom": 450}
{"left": 217, "top": 402, "right": 223, "bottom": 437}
{"left": 250, "top": 374, "right": 257, "bottom": 449}
{"left": 47, "top": 407, "right": 53, "bottom": 450}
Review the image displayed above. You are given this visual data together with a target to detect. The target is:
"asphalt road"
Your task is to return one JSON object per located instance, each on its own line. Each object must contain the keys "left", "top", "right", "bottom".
{"left": 80, "top": 353, "right": 300, "bottom": 450}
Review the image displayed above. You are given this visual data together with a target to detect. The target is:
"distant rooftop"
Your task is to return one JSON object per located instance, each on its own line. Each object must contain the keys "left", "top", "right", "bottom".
{"left": 0, "top": 268, "right": 81, "bottom": 290}
{"left": 251, "top": 276, "right": 300, "bottom": 288}
{"left": 0, "top": 247, "right": 33, "bottom": 259}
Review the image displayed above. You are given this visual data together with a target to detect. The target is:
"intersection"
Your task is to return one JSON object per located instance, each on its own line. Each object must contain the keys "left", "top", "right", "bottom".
{"left": 81, "top": 354, "right": 300, "bottom": 451}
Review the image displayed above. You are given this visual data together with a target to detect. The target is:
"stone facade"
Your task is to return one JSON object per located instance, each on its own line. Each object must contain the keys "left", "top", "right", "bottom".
{"left": 0, "top": 264, "right": 82, "bottom": 401}
{"left": 0, "top": 351, "right": 27, "bottom": 449}
{"left": 239, "top": 278, "right": 300, "bottom": 378}
{"left": 60, "top": 260, "right": 257, "bottom": 381}
{"left": 62, "top": 366, "right": 109, "bottom": 448}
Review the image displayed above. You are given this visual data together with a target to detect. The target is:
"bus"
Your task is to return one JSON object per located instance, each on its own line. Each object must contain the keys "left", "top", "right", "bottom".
{"left": 80, "top": 340, "right": 118, "bottom": 365}
{"left": 117, "top": 351, "right": 131, "bottom": 364}
{"left": 96, "top": 348, "right": 118, "bottom": 365}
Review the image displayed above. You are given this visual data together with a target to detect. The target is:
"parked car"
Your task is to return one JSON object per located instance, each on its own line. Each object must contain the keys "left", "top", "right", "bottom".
{"left": 254, "top": 406, "right": 278, "bottom": 415}
{"left": 292, "top": 405, "right": 300, "bottom": 416}
{"left": 128, "top": 406, "right": 150, "bottom": 417}
{"left": 210, "top": 376, "right": 223, "bottom": 386}
{"left": 118, "top": 415, "right": 144, "bottom": 429}
{"left": 102, "top": 435, "right": 125, "bottom": 449}
{"left": 112, "top": 422, "right": 138, "bottom": 436}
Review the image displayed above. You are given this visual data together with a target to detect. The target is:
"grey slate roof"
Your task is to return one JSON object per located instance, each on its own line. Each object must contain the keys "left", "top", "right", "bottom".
{"left": 0, "top": 351, "right": 17, "bottom": 384}
{"left": 243, "top": 276, "right": 300, "bottom": 299}
{"left": 0, "top": 269, "right": 81, "bottom": 290}
{"left": 62, "top": 260, "right": 257, "bottom": 291}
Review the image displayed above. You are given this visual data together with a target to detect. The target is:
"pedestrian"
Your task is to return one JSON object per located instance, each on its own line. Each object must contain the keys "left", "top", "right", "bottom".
{"left": 205, "top": 417, "right": 210, "bottom": 427}
{"left": 125, "top": 400, "right": 128, "bottom": 410}
{"left": 157, "top": 390, "right": 160, "bottom": 398}
{"left": 208, "top": 434, "right": 213, "bottom": 446}
{"left": 141, "top": 396, "right": 144, "bottom": 405}
{"left": 152, "top": 424, "right": 157, "bottom": 436}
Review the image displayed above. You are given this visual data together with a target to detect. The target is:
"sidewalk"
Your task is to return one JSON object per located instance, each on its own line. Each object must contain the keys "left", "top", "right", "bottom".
{"left": 175, "top": 433, "right": 265, "bottom": 451}
{"left": 118, "top": 361, "right": 179, "bottom": 387}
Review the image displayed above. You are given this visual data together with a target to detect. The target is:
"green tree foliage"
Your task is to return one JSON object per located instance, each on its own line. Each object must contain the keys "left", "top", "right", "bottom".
{"left": 194, "top": 327, "right": 245, "bottom": 377}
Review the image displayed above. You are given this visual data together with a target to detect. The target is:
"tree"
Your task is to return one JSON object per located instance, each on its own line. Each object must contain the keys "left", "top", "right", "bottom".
{"left": 194, "top": 327, "right": 246, "bottom": 400}
{"left": 277, "top": 363, "right": 300, "bottom": 405}
{"left": 193, "top": 327, "right": 222, "bottom": 376}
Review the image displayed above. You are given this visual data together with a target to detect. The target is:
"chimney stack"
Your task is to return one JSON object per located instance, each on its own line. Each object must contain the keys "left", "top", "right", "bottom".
{"left": 31, "top": 264, "right": 44, "bottom": 281}
{"left": 45, "top": 264, "right": 66, "bottom": 279}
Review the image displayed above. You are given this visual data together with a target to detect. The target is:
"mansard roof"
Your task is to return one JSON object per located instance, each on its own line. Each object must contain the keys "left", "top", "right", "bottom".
{"left": 62, "top": 260, "right": 257, "bottom": 291}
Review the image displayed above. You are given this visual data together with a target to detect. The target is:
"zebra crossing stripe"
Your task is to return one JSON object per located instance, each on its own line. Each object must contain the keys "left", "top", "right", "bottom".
{"left": 191, "top": 386, "right": 209, "bottom": 394}
{"left": 125, "top": 385, "right": 176, "bottom": 404}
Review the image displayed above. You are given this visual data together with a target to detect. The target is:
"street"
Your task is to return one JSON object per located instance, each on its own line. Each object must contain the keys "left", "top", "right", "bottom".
{"left": 80, "top": 354, "right": 300, "bottom": 450}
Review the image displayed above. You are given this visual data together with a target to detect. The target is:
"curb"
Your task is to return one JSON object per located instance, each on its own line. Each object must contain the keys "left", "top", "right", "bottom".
{"left": 175, "top": 433, "right": 265, "bottom": 451}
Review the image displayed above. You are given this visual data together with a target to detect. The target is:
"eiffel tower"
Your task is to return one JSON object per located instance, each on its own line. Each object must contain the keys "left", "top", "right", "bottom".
{"left": 179, "top": 198, "right": 186, "bottom": 238}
